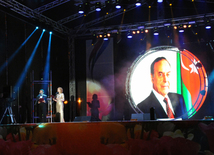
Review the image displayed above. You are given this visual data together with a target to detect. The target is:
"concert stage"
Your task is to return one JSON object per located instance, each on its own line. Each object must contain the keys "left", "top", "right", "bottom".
{"left": 0, "top": 120, "right": 213, "bottom": 155}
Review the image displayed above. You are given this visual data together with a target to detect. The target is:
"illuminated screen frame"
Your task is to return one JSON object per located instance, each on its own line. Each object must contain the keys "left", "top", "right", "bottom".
{"left": 126, "top": 46, "right": 208, "bottom": 119}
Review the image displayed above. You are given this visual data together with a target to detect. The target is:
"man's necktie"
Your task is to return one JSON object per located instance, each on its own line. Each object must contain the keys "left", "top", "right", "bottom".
{"left": 163, "top": 98, "right": 174, "bottom": 118}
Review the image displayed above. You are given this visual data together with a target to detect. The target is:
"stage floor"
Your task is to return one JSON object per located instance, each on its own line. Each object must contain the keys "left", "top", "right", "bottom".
{"left": 0, "top": 120, "right": 214, "bottom": 155}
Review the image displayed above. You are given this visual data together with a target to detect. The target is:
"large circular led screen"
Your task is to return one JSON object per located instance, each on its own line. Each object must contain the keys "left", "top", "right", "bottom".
{"left": 126, "top": 46, "right": 208, "bottom": 119}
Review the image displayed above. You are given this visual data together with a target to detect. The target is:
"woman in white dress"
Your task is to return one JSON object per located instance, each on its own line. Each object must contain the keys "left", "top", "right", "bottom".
{"left": 53, "top": 87, "right": 65, "bottom": 122}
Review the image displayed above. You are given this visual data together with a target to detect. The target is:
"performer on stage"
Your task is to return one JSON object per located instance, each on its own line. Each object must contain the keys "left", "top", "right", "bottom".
{"left": 36, "top": 89, "right": 48, "bottom": 123}
{"left": 53, "top": 87, "right": 65, "bottom": 122}
{"left": 87, "top": 94, "right": 100, "bottom": 121}
{"left": 137, "top": 57, "right": 187, "bottom": 119}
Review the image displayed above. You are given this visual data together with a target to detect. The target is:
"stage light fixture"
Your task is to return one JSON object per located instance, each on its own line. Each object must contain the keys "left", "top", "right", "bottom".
{"left": 183, "top": 25, "right": 187, "bottom": 28}
{"left": 91, "top": 33, "right": 97, "bottom": 45}
{"left": 49, "top": 31, "right": 52, "bottom": 35}
{"left": 179, "top": 29, "right": 184, "bottom": 33}
{"left": 178, "top": 24, "right": 184, "bottom": 32}
{"left": 191, "top": 24, "right": 198, "bottom": 35}
{"left": 78, "top": 4, "right": 84, "bottom": 14}
{"left": 83, "top": 1, "right": 90, "bottom": 15}
{"left": 36, "top": 26, "right": 39, "bottom": 29}
{"left": 165, "top": 25, "right": 172, "bottom": 38}
{"left": 135, "top": 0, "right": 142, "bottom": 7}
{"left": 115, "top": 0, "right": 121, "bottom": 9}
{"left": 173, "top": 26, "right": 177, "bottom": 29}
{"left": 132, "top": 31, "right": 136, "bottom": 35}
{"left": 43, "top": 29, "right": 46, "bottom": 32}
{"left": 164, "top": 23, "right": 171, "bottom": 27}
{"left": 127, "top": 31, "right": 133, "bottom": 39}
{"left": 153, "top": 28, "right": 159, "bottom": 36}
{"left": 205, "top": 19, "right": 211, "bottom": 29}
{"left": 105, "top": 0, "right": 112, "bottom": 14}
{"left": 166, "top": 0, "right": 173, "bottom": 6}
{"left": 145, "top": 29, "right": 149, "bottom": 33}
{"left": 103, "top": 32, "right": 109, "bottom": 40}
{"left": 157, "top": 0, "right": 163, "bottom": 2}
{"left": 95, "top": 2, "right": 101, "bottom": 12}
{"left": 137, "top": 30, "right": 140, "bottom": 34}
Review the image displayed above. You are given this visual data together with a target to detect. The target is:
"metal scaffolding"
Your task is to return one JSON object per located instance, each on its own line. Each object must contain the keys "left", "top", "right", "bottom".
{"left": 0, "top": 0, "right": 71, "bottom": 35}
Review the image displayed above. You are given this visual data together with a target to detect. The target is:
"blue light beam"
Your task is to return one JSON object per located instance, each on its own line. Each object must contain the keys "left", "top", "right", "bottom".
{"left": 13, "top": 31, "right": 45, "bottom": 94}
{"left": 0, "top": 28, "right": 38, "bottom": 74}
{"left": 43, "top": 32, "right": 52, "bottom": 92}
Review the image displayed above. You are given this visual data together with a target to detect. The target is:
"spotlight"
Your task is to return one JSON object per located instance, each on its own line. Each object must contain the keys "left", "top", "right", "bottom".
{"left": 179, "top": 29, "right": 184, "bottom": 33}
{"left": 145, "top": 29, "right": 149, "bottom": 33}
{"left": 178, "top": 24, "right": 184, "bottom": 32}
{"left": 205, "top": 18, "right": 212, "bottom": 29}
{"left": 189, "top": 21, "right": 196, "bottom": 25}
{"left": 167, "top": 0, "right": 174, "bottom": 6}
{"left": 49, "top": 31, "right": 52, "bottom": 35}
{"left": 153, "top": 27, "right": 159, "bottom": 36}
{"left": 43, "top": 29, "right": 46, "bottom": 32}
{"left": 173, "top": 26, "right": 177, "bottom": 29}
{"left": 157, "top": 0, "right": 163, "bottom": 2}
{"left": 103, "top": 32, "right": 109, "bottom": 40}
{"left": 183, "top": 25, "right": 187, "bottom": 28}
{"left": 36, "top": 26, "right": 39, "bottom": 29}
{"left": 135, "top": 0, "right": 141, "bottom": 7}
{"left": 164, "top": 23, "right": 171, "bottom": 27}
{"left": 115, "top": 0, "right": 121, "bottom": 9}
{"left": 127, "top": 31, "right": 132, "bottom": 39}
{"left": 78, "top": 4, "right": 84, "bottom": 14}
{"left": 132, "top": 31, "right": 136, "bottom": 35}
{"left": 95, "top": 2, "right": 101, "bottom": 12}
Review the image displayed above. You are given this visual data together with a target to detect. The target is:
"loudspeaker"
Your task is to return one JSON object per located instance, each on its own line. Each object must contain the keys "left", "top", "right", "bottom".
{"left": 73, "top": 116, "right": 92, "bottom": 122}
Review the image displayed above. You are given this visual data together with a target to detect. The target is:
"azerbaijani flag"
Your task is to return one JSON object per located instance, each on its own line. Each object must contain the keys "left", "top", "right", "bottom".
{"left": 177, "top": 49, "right": 208, "bottom": 118}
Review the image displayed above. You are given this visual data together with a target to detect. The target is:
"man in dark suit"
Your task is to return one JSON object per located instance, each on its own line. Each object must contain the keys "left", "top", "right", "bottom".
{"left": 137, "top": 57, "right": 187, "bottom": 119}
{"left": 36, "top": 89, "right": 48, "bottom": 122}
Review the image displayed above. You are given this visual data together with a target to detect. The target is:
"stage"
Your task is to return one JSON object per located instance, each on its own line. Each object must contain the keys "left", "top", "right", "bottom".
{"left": 0, "top": 120, "right": 214, "bottom": 155}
